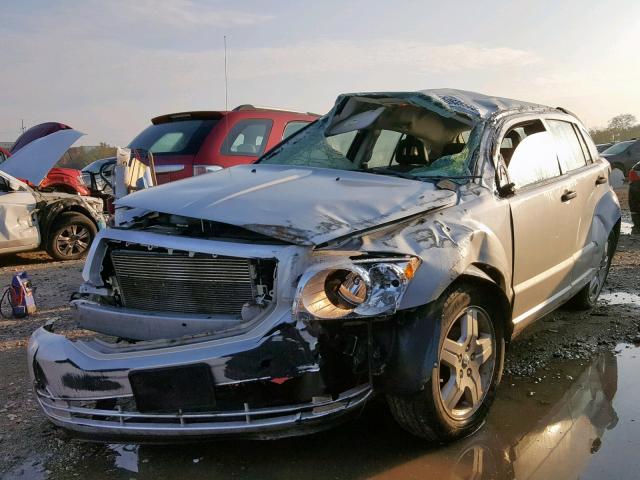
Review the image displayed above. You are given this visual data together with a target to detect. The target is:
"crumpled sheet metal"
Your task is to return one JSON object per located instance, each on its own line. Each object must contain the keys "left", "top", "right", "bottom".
{"left": 116, "top": 164, "right": 458, "bottom": 246}
{"left": 335, "top": 88, "right": 553, "bottom": 123}
{"left": 349, "top": 183, "right": 514, "bottom": 310}
{"left": 0, "top": 191, "right": 40, "bottom": 250}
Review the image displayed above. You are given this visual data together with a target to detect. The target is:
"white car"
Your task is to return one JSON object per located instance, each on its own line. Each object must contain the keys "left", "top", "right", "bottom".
{"left": 0, "top": 129, "right": 105, "bottom": 260}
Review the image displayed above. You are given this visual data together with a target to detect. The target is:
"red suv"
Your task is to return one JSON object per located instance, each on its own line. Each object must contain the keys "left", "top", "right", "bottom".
{"left": 127, "top": 106, "right": 318, "bottom": 184}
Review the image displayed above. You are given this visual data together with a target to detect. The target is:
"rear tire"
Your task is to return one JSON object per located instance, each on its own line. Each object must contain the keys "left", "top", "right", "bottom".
{"left": 387, "top": 284, "right": 505, "bottom": 442}
{"left": 565, "top": 232, "right": 616, "bottom": 310}
{"left": 45, "top": 212, "right": 96, "bottom": 261}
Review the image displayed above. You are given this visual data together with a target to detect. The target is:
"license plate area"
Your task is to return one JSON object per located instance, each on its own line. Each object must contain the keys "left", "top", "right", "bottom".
{"left": 129, "top": 364, "right": 216, "bottom": 413}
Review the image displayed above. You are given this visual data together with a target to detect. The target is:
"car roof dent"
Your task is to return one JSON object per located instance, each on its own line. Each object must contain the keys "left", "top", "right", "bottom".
{"left": 0, "top": 129, "right": 84, "bottom": 186}
{"left": 331, "top": 88, "right": 551, "bottom": 126}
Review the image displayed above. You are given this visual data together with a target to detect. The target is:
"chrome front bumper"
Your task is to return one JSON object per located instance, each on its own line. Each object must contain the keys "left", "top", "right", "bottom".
{"left": 28, "top": 314, "right": 372, "bottom": 440}
{"left": 35, "top": 384, "right": 372, "bottom": 440}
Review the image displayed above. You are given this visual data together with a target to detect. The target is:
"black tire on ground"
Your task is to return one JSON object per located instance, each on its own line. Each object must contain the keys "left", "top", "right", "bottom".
{"left": 387, "top": 283, "right": 505, "bottom": 442}
{"left": 45, "top": 212, "right": 97, "bottom": 261}
{"left": 564, "top": 231, "right": 616, "bottom": 310}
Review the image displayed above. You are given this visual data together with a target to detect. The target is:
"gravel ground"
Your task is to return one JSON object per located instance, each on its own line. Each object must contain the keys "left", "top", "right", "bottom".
{"left": 1, "top": 191, "right": 639, "bottom": 477}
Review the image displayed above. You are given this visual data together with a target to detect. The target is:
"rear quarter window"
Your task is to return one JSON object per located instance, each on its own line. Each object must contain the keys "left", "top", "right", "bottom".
{"left": 547, "top": 119, "right": 587, "bottom": 172}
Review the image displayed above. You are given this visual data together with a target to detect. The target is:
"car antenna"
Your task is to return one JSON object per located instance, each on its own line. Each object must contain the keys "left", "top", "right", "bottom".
{"left": 223, "top": 35, "right": 230, "bottom": 152}
{"left": 224, "top": 35, "right": 229, "bottom": 113}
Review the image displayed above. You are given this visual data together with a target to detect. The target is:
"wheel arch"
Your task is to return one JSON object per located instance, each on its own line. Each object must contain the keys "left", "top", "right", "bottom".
{"left": 455, "top": 272, "right": 513, "bottom": 343}
{"left": 590, "top": 190, "right": 622, "bottom": 253}
{"left": 41, "top": 204, "right": 98, "bottom": 244}
{"left": 380, "top": 276, "right": 511, "bottom": 395}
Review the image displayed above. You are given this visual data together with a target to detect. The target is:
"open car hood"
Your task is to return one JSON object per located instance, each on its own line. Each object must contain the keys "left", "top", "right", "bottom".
{"left": 117, "top": 164, "right": 457, "bottom": 245}
{"left": 0, "top": 129, "right": 84, "bottom": 186}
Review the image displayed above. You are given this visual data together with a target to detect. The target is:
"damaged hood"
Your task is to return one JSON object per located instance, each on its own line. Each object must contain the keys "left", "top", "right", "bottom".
{"left": 0, "top": 129, "right": 84, "bottom": 186}
{"left": 117, "top": 164, "right": 457, "bottom": 245}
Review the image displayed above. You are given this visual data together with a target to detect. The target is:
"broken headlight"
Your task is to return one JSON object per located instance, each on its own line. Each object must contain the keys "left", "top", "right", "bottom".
{"left": 294, "top": 257, "right": 420, "bottom": 320}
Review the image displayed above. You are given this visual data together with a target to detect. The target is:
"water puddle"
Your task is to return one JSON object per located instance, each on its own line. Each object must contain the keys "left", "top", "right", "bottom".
{"left": 621, "top": 221, "right": 633, "bottom": 235}
{"left": 1, "top": 456, "right": 47, "bottom": 479}
{"left": 599, "top": 291, "right": 640, "bottom": 307}
{"left": 20, "top": 344, "right": 640, "bottom": 480}
{"left": 620, "top": 209, "right": 635, "bottom": 235}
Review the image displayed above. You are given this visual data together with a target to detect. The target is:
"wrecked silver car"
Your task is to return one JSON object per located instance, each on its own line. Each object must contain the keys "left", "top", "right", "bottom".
{"left": 0, "top": 129, "right": 105, "bottom": 260}
{"left": 28, "top": 89, "right": 620, "bottom": 442}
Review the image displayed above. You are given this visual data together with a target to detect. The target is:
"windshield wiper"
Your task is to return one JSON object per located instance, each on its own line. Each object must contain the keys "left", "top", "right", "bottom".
{"left": 365, "top": 168, "right": 425, "bottom": 181}
{"left": 366, "top": 168, "right": 482, "bottom": 182}
{"left": 416, "top": 174, "right": 482, "bottom": 180}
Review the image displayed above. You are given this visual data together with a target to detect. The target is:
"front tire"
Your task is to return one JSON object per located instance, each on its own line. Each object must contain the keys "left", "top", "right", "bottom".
{"left": 45, "top": 212, "right": 97, "bottom": 261}
{"left": 387, "top": 284, "right": 505, "bottom": 442}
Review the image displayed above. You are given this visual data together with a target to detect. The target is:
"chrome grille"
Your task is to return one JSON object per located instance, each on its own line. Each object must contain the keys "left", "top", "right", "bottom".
{"left": 111, "top": 250, "right": 256, "bottom": 315}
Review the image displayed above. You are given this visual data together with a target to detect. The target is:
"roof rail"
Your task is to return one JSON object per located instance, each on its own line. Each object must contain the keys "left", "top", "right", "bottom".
{"left": 232, "top": 104, "right": 256, "bottom": 111}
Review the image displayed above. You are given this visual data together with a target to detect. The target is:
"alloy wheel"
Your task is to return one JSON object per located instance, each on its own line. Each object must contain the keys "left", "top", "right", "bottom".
{"left": 438, "top": 306, "right": 496, "bottom": 420}
{"left": 56, "top": 224, "right": 90, "bottom": 257}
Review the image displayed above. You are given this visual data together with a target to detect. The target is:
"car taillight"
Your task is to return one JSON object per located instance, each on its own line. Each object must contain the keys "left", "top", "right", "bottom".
{"left": 193, "top": 165, "right": 223, "bottom": 176}
{"left": 629, "top": 169, "right": 640, "bottom": 183}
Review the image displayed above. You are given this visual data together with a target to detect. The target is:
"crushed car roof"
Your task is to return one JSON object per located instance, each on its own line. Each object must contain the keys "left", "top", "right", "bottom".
{"left": 339, "top": 88, "right": 554, "bottom": 121}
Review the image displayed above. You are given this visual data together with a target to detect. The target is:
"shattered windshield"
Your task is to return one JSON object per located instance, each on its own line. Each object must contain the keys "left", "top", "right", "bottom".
{"left": 259, "top": 99, "right": 482, "bottom": 180}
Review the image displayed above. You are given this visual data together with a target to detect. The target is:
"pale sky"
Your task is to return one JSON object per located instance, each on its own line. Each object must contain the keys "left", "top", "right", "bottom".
{"left": 1, "top": 0, "right": 639, "bottom": 145}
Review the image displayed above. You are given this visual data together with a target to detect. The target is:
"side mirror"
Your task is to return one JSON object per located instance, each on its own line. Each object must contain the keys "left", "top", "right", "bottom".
{"left": 498, "top": 182, "right": 516, "bottom": 197}
{"left": 495, "top": 155, "right": 516, "bottom": 197}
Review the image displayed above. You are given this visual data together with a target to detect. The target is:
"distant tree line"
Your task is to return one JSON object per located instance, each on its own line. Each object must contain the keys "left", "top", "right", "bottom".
{"left": 589, "top": 114, "right": 639, "bottom": 144}
{"left": 57, "top": 143, "right": 116, "bottom": 169}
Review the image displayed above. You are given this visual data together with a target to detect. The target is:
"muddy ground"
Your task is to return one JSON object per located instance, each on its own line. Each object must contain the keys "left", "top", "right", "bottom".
{"left": 1, "top": 191, "right": 639, "bottom": 479}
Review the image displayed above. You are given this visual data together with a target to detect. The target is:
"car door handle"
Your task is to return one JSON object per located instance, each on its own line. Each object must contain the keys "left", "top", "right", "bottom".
{"left": 595, "top": 175, "right": 607, "bottom": 185}
{"left": 561, "top": 190, "right": 577, "bottom": 202}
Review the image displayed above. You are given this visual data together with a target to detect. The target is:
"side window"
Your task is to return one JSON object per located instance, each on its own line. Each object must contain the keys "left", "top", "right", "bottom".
{"left": 547, "top": 119, "right": 587, "bottom": 172}
{"left": 507, "top": 131, "right": 561, "bottom": 189}
{"left": 282, "top": 121, "right": 310, "bottom": 140}
{"left": 578, "top": 126, "right": 599, "bottom": 160}
{"left": 573, "top": 125, "right": 592, "bottom": 162}
{"left": 367, "top": 130, "right": 403, "bottom": 168}
{"left": 221, "top": 119, "right": 274, "bottom": 156}
{"left": 325, "top": 130, "right": 358, "bottom": 157}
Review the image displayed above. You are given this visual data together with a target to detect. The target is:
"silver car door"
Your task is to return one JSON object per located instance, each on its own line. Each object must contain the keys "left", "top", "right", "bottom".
{"left": 0, "top": 174, "right": 40, "bottom": 254}
{"left": 546, "top": 118, "right": 608, "bottom": 289}
{"left": 505, "top": 127, "right": 577, "bottom": 330}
